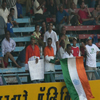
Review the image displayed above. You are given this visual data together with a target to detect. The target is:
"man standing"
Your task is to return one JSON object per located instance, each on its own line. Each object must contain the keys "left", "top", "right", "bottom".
{"left": 78, "top": 1, "right": 96, "bottom": 25}
{"left": 57, "top": 40, "right": 65, "bottom": 59}
{"left": 71, "top": 37, "right": 80, "bottom": 57}
{"left": 1, "top": 30, "right": 21, "bottom": 68}
{"left": 25, "top": 35, "right": 40, "bottom": 71}
{"left": 44, "top": 38, "right": 55, "bottom": 82}
{"left": 82, "top": 37, "right": 100, "bottom": 80}
{"left": 0, "top": 1, "right": 9, "bottom": 23}
{"left": 44, "top": 22, "right": 59, "bottom": 55}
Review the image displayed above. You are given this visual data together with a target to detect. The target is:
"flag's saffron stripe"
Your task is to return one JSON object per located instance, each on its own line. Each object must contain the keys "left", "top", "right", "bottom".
{"left": 76, "top": 57, "right": 94, "bottom": 100}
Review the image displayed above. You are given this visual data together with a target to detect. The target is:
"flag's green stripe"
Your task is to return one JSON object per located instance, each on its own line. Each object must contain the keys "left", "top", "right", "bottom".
{"left": 60, "top": 58, "right": 79, "bottom": 100}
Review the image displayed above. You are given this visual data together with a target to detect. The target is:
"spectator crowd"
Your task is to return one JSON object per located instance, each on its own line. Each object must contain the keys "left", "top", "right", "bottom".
{"left": 0, "top": 0, "right": 100, "bottom": 81}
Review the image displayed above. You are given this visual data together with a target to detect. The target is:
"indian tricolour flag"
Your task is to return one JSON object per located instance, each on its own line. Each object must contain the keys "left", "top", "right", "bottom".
{"left": 60, "top": 57, "right": 94, "bottom": 100}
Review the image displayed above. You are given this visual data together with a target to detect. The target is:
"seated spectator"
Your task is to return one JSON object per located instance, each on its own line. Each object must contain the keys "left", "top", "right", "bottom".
{"left": 68, "top": 2, "right": 79, "bottom": 26}
{"left": 0, "top": 16, "right": 6, "bottom": 40}
{"left": 16, "top": 0, "right": 23, "bottom": 18}
{"left": 9, "top": 8, "right": 18, "bottom": 26}
{"left": 7, "top": 15, "right": 16, "bottom": 37}
{"left": 1, "top": 30, "right": 21, "bottom": 68}
{"left": 47, "top": 0, "right": 57, "bottom": 18}
{"left": 44, "top": 38, "right": 55, "bottom": 82}
{"left": 71, "top": 37, "right": 80, "bottom": 57}
{"left": 56, "top": 4, "right": 70, "bottom": 31}
{"left": 57, "top": 40, "right": 65, "bottom": 59}
{"left": 40, "top": 21, "right": 47, "bottom": 39}
{"left": 44, "top": 22, "right": 59, "bottom": 55}
{"left": 60, "top": 26, "right": 70, "bottom": 49}
{"left": 16, "top": 43, "right": 29, "bottom": 67}
{"left": 33, "top": 24, "right": 44, "bottom": 48}
{"left": 62, "top": 44, "right": 73, "bottom": 58}
{"left": 78, "top": 1, "right": 96, "bottom": 25}
{"left": 0, "top": 0, "right": 9, "bottom": 23}
{"left": 25, "top": 35, "right": 40, "bottom": 71}
{"left": 92, "top": 4, "right": 100, "bottom": 25}
{"left": 33, "top": 0, "right": 46, "bottom": 20}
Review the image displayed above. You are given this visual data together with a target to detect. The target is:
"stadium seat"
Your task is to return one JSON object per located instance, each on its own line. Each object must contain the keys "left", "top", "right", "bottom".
{"left": 65, "top": 25, "right": 100, "bottom": 31}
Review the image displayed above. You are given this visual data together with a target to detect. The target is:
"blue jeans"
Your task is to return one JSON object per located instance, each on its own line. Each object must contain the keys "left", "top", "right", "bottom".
{"left": 82, "top": 20, "right": 96, "bottom": 25}
{"left": 90, "top": 0, "right": 95, "bottom": 7}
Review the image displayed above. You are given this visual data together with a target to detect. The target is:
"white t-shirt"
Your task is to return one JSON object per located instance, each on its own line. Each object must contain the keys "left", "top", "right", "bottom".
{"left": 33, "top": 0, "right": 43, "bottom": 14}
{"left": 44, "top": 30, "right": 58, "bottom": 55}
{"left": 62, "top": 52, "right": 73, "bottom": 59}
{"left": 0, "top": 8, "right": 9, "bottom": 23}
{"left": 86, "top": 44, "right": 99, "bottom": 67}
{"left": 57, "top": 47, "right": 65, "bottom": 59}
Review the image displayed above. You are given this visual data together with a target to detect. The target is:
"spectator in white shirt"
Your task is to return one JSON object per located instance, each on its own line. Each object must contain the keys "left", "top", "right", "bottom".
{"left": 82, "top": 37, "right": 100, "bottom": 80}
{"left": 63, "top": 44, "right": 73, "bottom": 58}
{"left": 0, "top": 1, "right": 9, "bottom": 23}
{"left": 1, "top": 30, "right": 21, "bottom": 68}
{"left": 44, "top": 22, "right": 59, "bottom": 55}
{"left": 57, "top": 40, "right": 65, "bottom": 59}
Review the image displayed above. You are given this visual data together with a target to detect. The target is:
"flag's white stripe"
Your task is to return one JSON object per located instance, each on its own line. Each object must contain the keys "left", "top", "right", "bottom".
{"left": 67, "top": 58, "right": 87, "bottom": 100}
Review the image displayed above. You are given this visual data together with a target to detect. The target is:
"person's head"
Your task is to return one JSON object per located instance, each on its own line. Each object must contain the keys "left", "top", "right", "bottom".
{"left": 73, "top": 37, "right": 77, "bottom": 46}
{"left": 71, "top": 2, "right": 75, "bottom": 9}
{"left": 2, "top": 0, "right": 7, "bottom": 9}
{"left": 10, "top": 8, "right": 15, "bottom": 16}
{"left": 80, "top": 1, "right": 85, "bottom": 9}
{"left": 30, "top": 35, "right": 36, "bottom": 45}
{"left": 48, "top": 22, "right": 53, "bottom": 30}
{"left": 95, "top": 4, "right": 100, "bottom": 11}
{"left": 5, "top": 29, "right": 10, "bottom": 40}
{"left": 61, "top": 26, "right": 66, "bottom": 35}
{"left": 50, "top": 0, "right": 54, "bottom": 4}
{"left": 60, "top": 40, "right": 65, "bottom": 48}
{"left": 87, "top": 37, "right": 92, "bottom": 46}
{"left": 47, "top": 38, "right": 52, "bottom": 47}
{"left": 42, "top": 21, "right": 46, "bottom": 28}
{"left": 8, "top": 15, "right": 12, "bottom": 22}
{"left": 59, "top": 4, "right": 64, "bottom": 13}
{"left": 66, "top": 44, "right": 72, "bottom": 54}
{"left": 35, "top": 24, "right": 40, "bottom": 32}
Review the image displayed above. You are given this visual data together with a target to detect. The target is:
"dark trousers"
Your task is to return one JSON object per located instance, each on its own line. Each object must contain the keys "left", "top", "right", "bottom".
{"left": 82, "top": 20, "right": 96, "bottom": 25}
{"left": 70, "top": 15, "right": 78, "bottom": 26}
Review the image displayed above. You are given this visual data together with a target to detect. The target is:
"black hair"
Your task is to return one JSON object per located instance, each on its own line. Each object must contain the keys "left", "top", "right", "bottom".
{"left": 95, "top": 4, "right": 99, "bottom": 10}
{"left": 2, "top": 0, "right": 6, "bottom": 4}
{"left": 48, "top": 38, "right": 52, "bottom": 41}
{"left": 10, "top": 8, "right": 14, "bottom": 12}
{"left": 80, "top": 1, "right": 84, "bottom": 6}
{"left": 35, "top": 24, "right": 40, "bottom": 29}
{"left": 67, "top": 44, "right": 71, "bottom": 49}
{"left": 48, "top": 22, "right": 53, "bottom": 26}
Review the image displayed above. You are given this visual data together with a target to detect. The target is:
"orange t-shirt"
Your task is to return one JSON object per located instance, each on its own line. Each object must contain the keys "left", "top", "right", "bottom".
{"left": 25, "top": 45, "right": 40, "bottom": 64}
{"left": 44, "top": 46, "right": 54, "bottom": 57}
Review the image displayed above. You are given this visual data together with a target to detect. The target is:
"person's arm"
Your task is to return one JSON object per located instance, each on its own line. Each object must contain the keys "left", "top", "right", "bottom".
{"left": 36, "top": 1, "right": 45, "bottom": 10}
{"left": 43, "top": 33, "right": 46, "bottom": 47}
{"left": 81, "top": 42, "right": 86, "bottom": 49}
{"left": 65, "top": 11, "right": 70, "bottom": 24}
{"left": 25, "top": 47, "right": 29, "bottom": 71}
{"left": 86, "top": 6, "right": 91, "bottom": 17}
{"left": 12, "top": 40, "right": 16, "bottom": 51}
{"left": 1, "top": 41, "right": 5, "bottom": 57}
{"left": 55, "top": 32, "right": 59, "bottom": 52}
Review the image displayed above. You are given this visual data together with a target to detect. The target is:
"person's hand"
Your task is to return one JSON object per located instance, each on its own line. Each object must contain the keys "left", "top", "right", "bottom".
{"left": 64, "top": 16, "right": 67, "bottom": 20}
{"left": 36, "top": 58, "right": 38, "bottom": 64}
{"left": 90, "top": 18, "right": 94, "bottom": 20}
{"left": 55, "top": 59, "right": 60, "bottom": 63}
